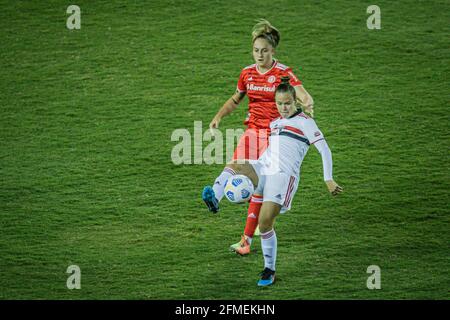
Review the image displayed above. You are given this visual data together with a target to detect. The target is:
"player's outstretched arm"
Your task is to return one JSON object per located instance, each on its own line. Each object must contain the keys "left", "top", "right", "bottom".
{"left": 209, "top": 90, "right": 245, "bottom": 131}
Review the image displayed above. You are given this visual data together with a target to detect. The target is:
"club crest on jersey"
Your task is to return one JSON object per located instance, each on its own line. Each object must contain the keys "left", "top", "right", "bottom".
{"left": 270, "top": 128, "right": 280, "bottom": 135}
{"left": 271, "top": 124, "right": 281, "bottom": 135}
{"left": 268, "top": 75, "right": 276, "bottom": 83}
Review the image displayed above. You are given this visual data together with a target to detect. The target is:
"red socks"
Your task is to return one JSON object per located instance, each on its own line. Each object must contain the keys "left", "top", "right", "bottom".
{"left": 244, "top": 195, "right": 263, "bottom": 238}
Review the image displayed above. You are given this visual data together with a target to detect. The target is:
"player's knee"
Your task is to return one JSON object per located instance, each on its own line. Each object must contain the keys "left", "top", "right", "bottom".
{"left": 258, "top": 216, "right": 273, "bottom": 233}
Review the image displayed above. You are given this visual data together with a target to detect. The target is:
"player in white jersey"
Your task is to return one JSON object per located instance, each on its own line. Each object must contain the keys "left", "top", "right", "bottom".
{"left": 202, "top": 77, "right": 343, "bottom": 286}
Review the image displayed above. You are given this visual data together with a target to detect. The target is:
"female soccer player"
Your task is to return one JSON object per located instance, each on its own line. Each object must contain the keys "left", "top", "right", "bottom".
{"left": 203, "top": 77, "right": 343, "bottom": 286}
{"left": 204, "top": 19, "right": 314, "bottom": 255}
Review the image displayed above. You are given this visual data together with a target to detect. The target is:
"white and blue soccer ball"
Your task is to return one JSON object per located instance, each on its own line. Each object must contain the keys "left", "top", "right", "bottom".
{"left": 224, "top": 174, "right": 254, "bottom": 203}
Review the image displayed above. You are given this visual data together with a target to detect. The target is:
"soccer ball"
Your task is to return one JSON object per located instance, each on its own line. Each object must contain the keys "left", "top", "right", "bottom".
{"left": 224, "top": 175, "right": 254, "bottom": 203}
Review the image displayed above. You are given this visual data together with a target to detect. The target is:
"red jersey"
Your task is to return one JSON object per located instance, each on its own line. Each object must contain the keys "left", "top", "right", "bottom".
{"left": 237, "top": 60, "right": 302, "bottom": 129}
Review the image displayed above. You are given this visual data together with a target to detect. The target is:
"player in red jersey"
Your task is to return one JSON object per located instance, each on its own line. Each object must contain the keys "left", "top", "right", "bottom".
{"left": 203, "top": 19, "right": 314, "bottom": 255}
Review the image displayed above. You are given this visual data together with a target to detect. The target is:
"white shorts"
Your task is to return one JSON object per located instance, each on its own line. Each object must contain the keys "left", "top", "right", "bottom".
{"left": 251, "top": 162, "right": 299, "bottom": 214}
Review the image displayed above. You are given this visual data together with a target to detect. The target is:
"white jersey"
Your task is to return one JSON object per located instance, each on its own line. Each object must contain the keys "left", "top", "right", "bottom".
{"left": 258, "top": 111, "right": 324, "bottom": 177}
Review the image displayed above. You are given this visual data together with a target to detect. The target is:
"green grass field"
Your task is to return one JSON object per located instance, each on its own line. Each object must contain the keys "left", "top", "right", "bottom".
{"left": 0, "top": 0, "right": 449, "bottom": 299}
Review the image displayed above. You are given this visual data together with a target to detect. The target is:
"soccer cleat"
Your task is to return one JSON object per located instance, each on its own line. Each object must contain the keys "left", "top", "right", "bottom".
{"left": 229, "top": 239, "right": 241, "bottom": 252}
{"left": 230, "top": 235, "right": 251, "bottom": 255}
{"left": 202, "top": 186, "right": 219, "bottom": 213}
{"left": 257, "top": 267, "right": 276, "bottom": 286}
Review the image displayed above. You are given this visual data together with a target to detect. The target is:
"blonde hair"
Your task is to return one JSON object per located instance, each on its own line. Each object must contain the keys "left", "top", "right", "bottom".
{"left": 252, "top": 19, "right": 281, "bottom": 48}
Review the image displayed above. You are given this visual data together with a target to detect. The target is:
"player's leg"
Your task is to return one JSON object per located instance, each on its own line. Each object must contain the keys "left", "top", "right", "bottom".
{"left": 230, "top": 193, "right": 263, "bottom": 255}
{"left": 202, "top": 161, "right": 258, "bottom": 213}
{"left": 226, "top": 162, "right": 258, "bottom": 186}
{"left": 202, "top": 128, "right": 254, "bottom": 213}
{"left": 256, "top": 172, "right": 295, "bottom": 286}
{"left": 202, "top": 165, "right": 234, "bottom": 213}
{"left": 253, "top": 129, "right": 269, "bottom": 241}
{"left": 257, "top": 201, "right": 281, "bottom": 286}
{"left": 230, "top": 128, "right": 268, "bottom": 254}
{"left": 252, "top": 129, "right": 268, "bottom": 241}
{"left": 230, "top": 161, "right": 264, "bottom": 255}
{"left": 214, "top": 128, "right": 258, "bottom": 199}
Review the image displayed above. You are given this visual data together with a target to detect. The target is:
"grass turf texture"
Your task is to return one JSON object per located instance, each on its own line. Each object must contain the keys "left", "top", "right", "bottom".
{"left": 0, "top": 0, "right": 449, "bottom": 299}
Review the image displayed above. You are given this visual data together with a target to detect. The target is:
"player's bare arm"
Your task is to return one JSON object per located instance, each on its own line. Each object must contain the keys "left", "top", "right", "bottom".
{"left": 209, "top": 90, "right": 246, "bottom": 130}
{"left": 294, "top": 85, "right": 314, "bottom": 117}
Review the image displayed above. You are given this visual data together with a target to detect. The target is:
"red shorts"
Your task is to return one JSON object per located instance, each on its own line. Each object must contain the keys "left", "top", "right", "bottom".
{"left": 232, "top": 128, "right": 270, "bottom": 161}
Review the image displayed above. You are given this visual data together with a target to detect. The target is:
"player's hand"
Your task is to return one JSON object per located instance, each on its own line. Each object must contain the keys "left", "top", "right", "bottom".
{"left": 303, "top": 104, "right": 314, "bottom": 118}
{"left": 325, "top": 180, "right": 343, "bottom": 196}
{"left": 209, "top": 116, "right": 221, "bottom": 129}
{"left": 209, "top": 117, "right": 221, "bottom": 136}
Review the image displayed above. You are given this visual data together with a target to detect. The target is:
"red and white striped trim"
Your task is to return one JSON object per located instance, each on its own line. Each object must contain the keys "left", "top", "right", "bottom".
{"left": 283, "top": 176, "right": 295, "bottom": 207}
{"left": 283, "top": 125, "right": 305, "bottom": 136}
{"left": 256, "top": 60, "right": 277, "bottom": 75}
{"left": 261, "top": 229, "right": 275, "bottom": 240}
{"left": 278, "top": 128, "right": 307, "bottom": 141}
{"left": 251, "top": 194, "right": 264, "bottom": 203}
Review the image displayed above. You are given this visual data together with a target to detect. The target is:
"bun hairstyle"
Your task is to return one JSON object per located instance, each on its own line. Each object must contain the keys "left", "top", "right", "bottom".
{"left": 276, "top": 76, "right": 297, "bottom": 101}
{"left": 252, "top": 19, "right": 281, "bottom": 48}
{"left": 280, "top": 76, "right": 290, "bottom": 85}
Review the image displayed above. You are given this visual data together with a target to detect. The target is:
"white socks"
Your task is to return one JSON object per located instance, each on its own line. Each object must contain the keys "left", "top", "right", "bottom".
{"left": 261, "top": 229, "right": 277, "bottom": 271}
{"left": 212, "top": 167, "right": 235, "bottom": 201}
